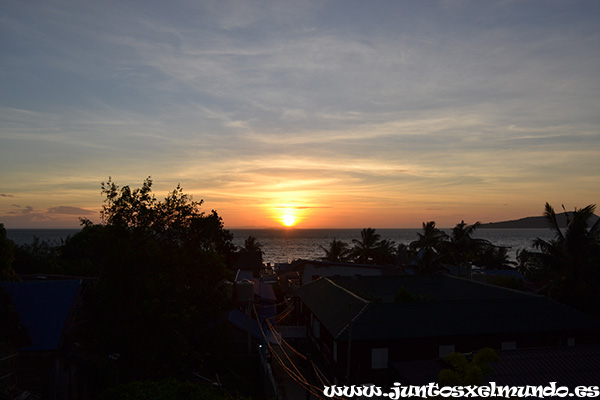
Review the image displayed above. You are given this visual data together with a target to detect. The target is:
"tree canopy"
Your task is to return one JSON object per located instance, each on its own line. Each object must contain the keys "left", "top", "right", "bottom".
{"left": 0, "top": 223, "right": 19, "bottom": 281}
{"left": 519, "top": 203, "right": 600, "bottom": 316}
{"left": 64, "top": 177, "right": 237, "bottom": 380}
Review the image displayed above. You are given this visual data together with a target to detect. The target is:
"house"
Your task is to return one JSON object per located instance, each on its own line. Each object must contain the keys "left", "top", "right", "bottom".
{"left": 277, "top": 259, "right": 394, "bottom": 288}
{"left": 234, "top": 269, "right": 277, "bottom": 322}
{"left": 293, "top": 274, "right": 600, "bottom": 384}
{"left": 0, "top": 279, "right": 88, "bottom": 400}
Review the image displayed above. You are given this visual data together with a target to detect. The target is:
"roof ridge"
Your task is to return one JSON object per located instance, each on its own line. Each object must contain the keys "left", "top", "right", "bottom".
{"left": 336, "top": 302, "right": 371, "bottom": 340}
{"left": 445, "top": 274, "right": 545, "bottom": 298}
{"left": 326, "top": 277, "right": 370, "bottom": 303}
{"left": 325, "top": 278, "right": 371, "bottom": 339}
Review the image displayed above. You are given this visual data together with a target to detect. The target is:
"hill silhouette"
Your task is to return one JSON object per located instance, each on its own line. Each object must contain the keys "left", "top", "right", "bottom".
{"left": 480, "top": 212, "right": 600, "bottom": 229}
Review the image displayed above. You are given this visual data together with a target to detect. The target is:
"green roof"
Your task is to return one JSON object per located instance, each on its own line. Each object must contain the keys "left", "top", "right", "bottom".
{"left": 294, "top": 275, "right": 600, "bottom": 341}
{"left": 294, "top": 277, "right": 369, "bottom": 339}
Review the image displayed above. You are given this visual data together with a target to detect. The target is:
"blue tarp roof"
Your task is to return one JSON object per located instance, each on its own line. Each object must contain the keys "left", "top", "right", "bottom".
{"left": 0, "top": 280, "right": 80, "bottom": 351}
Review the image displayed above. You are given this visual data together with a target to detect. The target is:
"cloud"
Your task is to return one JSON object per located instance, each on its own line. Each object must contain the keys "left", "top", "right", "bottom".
{"left": 6, "top": 205, "right": 34, "bottom": 214}
{"left": 47, "top": 206, "right": 94, "bottom": 215}
{"left": 1, "top": 1, "right": 599, "bottom": 228}
{"left": 0, "top": 204, "right": 95, "bottom": 228}
{"left": 275, "top": 206, "right": 332, "bottom": 210}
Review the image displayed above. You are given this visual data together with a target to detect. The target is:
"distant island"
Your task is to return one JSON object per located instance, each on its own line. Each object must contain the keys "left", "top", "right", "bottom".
{"left": 480, "top": 212, "right": 600, "bottom": 229}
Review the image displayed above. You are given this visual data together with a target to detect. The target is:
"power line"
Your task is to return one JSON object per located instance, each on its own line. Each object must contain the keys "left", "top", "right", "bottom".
{"left": 253, "top": 304, "right": 347, "bottom": 400}
{"left": 254, "top": 305, "right": 342, "bottom": 399}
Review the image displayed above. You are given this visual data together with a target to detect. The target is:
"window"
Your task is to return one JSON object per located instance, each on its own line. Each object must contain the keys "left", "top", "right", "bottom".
{"left": 439, "top": 345, "right": 455, "bottom": 358}
{"left": 312, "top": 318, "right": 320, "bottom": 339}
{"left": 501, "top": 341, "right": 516, "bottom": 350}
{"left": 371, "top": 348, "right": 389, "bottom": 369}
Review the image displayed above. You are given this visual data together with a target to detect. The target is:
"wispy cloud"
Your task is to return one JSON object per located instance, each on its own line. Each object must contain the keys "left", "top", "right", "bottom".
{"left": 1, "top": 0, "right": 599, "bottom": 228}
{"left": 47, "top": 206, "right": 94, "bottom": 215}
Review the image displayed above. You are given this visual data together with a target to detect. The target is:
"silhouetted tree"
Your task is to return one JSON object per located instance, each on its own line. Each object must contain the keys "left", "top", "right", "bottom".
{"left": 12, "top": 236, "right": 62, "bottom": 275}
{"left": 444, "top": 220, "right": 491, "bottom": 276}
{"left": 99, "top": 378, "right": 250, "bottom": 400}
{"left": 372, "top": 239, "right": 398, "bottom": 265}
{"left": 350, "top": 228, "right": 382, "bottom": 264}
{"left": 242, "top": 236, "right": 264, "bottom": 254}
{"left": 65, "top": 177, "right": 236, "bottom": 380}
{"left": 409, "top": 221, "right": 448, "bottom": 274}
{"left": 320, "top": 239, "right": 351, "bottom": 262}
{"left": 473, "top": 244, "right": 515, "bottom": 270}
{"left": 527, "top": 203, "right": 600, "bottom": 315}
{"left": 438, "top": 348, "right": 498, "bottom": 387}
{"left": 0, "top": 223, "right": 19, "bottom": 281}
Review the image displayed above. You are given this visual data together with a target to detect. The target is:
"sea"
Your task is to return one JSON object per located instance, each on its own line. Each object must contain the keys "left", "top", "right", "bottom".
{"left": 6, "top": 228, "right": 554, "bottom": 265}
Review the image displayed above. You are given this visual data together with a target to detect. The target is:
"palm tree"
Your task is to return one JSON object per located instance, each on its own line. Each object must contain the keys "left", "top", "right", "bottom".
{"left": 530, "top": 203, "right": 600, "bottom": 314}
{"left": 320, "top": 239, "right": 351, "bottom": 262}
{"left": 473, "top": 245, "right": 515, "bottom": 270}
{"left": 241, "top": 235, "right": 264, "bottom": 265}
{"left": 409, "top": 221, "right": 448, "bottom": 274}
{"left": 411, "top": 221, "right": 448, "bottom": 251}
{"left": 350, "top": 228, "right": 382, "bottom": 264}
{"left": 243, "top": 235, "right": 264, "bottom": 254}
{"left": 373, "top": 239, "right": 398, "bottom": 265}
{"left": 445, "top": 220, "right": 491, "bottom": 277}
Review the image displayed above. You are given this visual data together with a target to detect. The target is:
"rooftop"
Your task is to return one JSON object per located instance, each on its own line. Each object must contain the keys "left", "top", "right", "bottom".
{"left": 0, "top": 280, "right": 81, "bottom": 351}
{"left": 294, "top": 275, "right": 600, "bottom": 341}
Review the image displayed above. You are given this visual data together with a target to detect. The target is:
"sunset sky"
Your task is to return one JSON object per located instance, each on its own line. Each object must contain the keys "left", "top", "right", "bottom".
{"left": 1, "top": 0, "right": 599, "bottom": 229}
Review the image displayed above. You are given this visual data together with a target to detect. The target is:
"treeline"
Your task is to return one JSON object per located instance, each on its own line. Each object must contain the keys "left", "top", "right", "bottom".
{"left": 0, "top": 178, "right": 250, "bottom": 399}
{"left": 319, "top": 203, "right": 600, "bottom": 318}
{"left": 319, "top": 221, "right": 513, "bottom": 274}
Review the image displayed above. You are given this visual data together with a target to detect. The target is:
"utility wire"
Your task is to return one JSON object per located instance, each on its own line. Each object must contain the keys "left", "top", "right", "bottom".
{"left": 254, "top": 305, "right": 338, "bottom": 399}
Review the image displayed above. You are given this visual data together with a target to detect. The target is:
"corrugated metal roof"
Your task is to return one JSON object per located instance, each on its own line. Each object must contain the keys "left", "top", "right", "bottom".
{"left": 295, "top": 277, "right": 369, "bottom": 339}
{"left": 294, "top": 275, "right": 600, "bottom": 341}
{"left": 488, "top": 345, "right": 600, "bottom": 388}
{"left": 392, "top": 345, "right": 600, "bottom": 389}
{"left": 333, "top": 274, "right": 532, "bottom": 302}
{"left": 0, "top": 280, "right": 80, "bottom": 351}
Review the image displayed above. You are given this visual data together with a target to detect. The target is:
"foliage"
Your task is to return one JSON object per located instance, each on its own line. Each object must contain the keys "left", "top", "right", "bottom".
{"left": 373, "top": 239, "right": 398, "bottom": 264}
{"left": 350, "top": 228, "right": 383, "bottom": 264}
{"left": 472, "top": 244, "right": 515, "bottom": 270}
{"left": 394, "top": 286, "right": 422, "bottom": 302}
{"left": 242, "top": 236, "right": 264, "bottom": 254}
{"left": 522, "top": 203, "right": 600, "bottom": 316}
{"left": 12, "top": 236, "right": 63, "bottom": 275}
{"left": 63, "top": 177, "right": 237, "bottom": 380}
{"left": 409, "top": 221, "right": 448, "bottom": 274}
{"left": 99, "top": 379, "right": 250, "bottom": 400}
{"left": 444, "top": 220, "right": 492, "bottom": 276}
{"left": 438, "top": 348, "right": 498, "bottom": 387}
{"left": 320, "top": 238, "right": 351, "bottom": 262}
{"left": 0, "top": 223, "right": 19, "bottom": 281}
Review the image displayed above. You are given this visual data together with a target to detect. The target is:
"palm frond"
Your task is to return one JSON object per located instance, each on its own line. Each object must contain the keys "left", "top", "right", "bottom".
{"left": 543, "top": 202, "right": 565, "bottom": 242}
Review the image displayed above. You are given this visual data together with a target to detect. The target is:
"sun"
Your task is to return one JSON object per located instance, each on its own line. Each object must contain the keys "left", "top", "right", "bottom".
{"left": 282, "top": 215, "right": 296, "bottom": 227}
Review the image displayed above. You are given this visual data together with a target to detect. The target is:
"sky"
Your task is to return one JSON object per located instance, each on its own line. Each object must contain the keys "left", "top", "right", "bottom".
{"left": 1, "top": 0, "right": 599, "bottom": 229}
